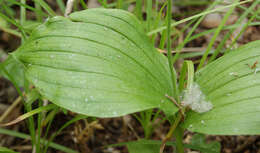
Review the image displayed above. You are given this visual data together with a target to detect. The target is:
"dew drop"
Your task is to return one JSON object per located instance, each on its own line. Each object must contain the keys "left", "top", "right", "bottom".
{"left": 254, "top": 68, "right": 260, "bottom": 75}
{"left": 233, "top": 128, "right": 239, "bottom": 133}
{"left": 85, "top": 98, "right": 88, "bottom": 102}
{"left": 80, "top": 80, "right": 86, "bottom": 84}
{"left": 44, "top": 17, "right": 50, "bottom": 23}
{"left": 90, "top": 96, "right": 94, "bottom": 100}
{"left": 107, "top": 148, "right": 114, "bottom": 152}
{"left": 226, "top": 93, "right": 232, "bottom": 96}
{"left": 201, "top": 120, "right": 205, "bottom": 124}
{"left": 189, "top": 124, "right": 193, "bottom": 128}
{"left": 229, "top": 72, "right": 238, "bottom": 76}
{"left": 50, "top": 55, "right": 54, "bottom": 58}
{"left": 52, "top": 16, "right": 59, "bottom": 19}
{"left": 112, "top": 111, "right": 117, "bottom": 116}
{"left": 160, "top": 99, "right": 165, "bottom": 103}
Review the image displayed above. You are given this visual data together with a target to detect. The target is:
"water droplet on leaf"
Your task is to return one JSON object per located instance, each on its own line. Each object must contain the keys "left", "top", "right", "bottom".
{"left": 226, "top": 93, "right": 232, "bottom": 96}
{"left": 112, "top": 111, "right": 117, "bottom": 115}
{"left": 201, "top": 120, "right": 205, "bottom": 124}
{"left": 160, "top": 99, "right": 165, "bottom": 103}
{"left": 90, "top": 96, "right": 94, "bottom": 100}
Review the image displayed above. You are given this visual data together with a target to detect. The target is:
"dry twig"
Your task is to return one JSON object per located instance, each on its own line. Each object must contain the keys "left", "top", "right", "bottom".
{"left": 65, "top": 0, "right": 75, "bottom": 17}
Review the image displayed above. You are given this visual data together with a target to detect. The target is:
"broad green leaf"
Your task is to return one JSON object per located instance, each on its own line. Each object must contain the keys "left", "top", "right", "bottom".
{"left": 0, "top": 147, "right": 18, "bottom": 153}
{"left": 0, "top": 56, "right": 25, "bottom": 87}
{"left": 183, "top": 40, "right": 260, "bottom": 135}
{"left": 190, "top": 134, "right": 220, "bottom": 153}
{"left": 111, "top": 139, "right": 219, "bottom": 153}
{"left": 127, "top": 140, "right": 160, "bottom": 153}
{"left": 23, "top": 20, "right": 41, "bottom": 32}
{"left": 13, "top": 8, "right": 177, "bottom": 117}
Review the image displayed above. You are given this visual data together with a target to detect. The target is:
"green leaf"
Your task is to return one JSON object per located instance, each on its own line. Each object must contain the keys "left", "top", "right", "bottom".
{"left": 190, "top": 134, "right": 220, "bottom": 153}
{"left": 183, "top": 40, "right": 260, "bottom": 135}
{"left": 13, "top": 8, "right": 177, "bottom": 117}
{"left": 126, "top": 140, "right": 160, "bottom": 153}
{"left": 0, "top": 16, "right": 8, "bottom": 28}
{"left": 110, "top": 138, "right": 219, "bottom": 153}
{"left": 0, "top": 147, "right": 18, "bottom": 153}
{"left": 0, "top": 128, "right": 78, "bottom": 153}
{"left": 0, "top": 56, "right": 25, "bottom": 87}
{"left": 23, "top": 20, "right": 41, "bottom": 32}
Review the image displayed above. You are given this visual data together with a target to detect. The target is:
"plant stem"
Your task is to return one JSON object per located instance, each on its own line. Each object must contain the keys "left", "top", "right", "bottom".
{"left": 166, "top": 0, "right": 179, "bottom": 101}
{"left": 56, "top": 0, "right": 66, "bottom": 13}
{"left": 20, "top": 0, "right": 26, "bottom": 43}
{"left": 42, "top": 108, "right": 59, "bottom": 153}
{"left": 172, "top": 0, "right": 220, "bottom": 65}
{"left": 198, "top": 0, "right": 238, "bottom": 70}
{"left": 159, "top": 112, "right": 182, "bottom": 153}
{"left": 135, "top": 0, "right": 142, "bottom": 20}
{"left": 25, "top": 103, "right": 37, "bottom": 150}
{"left": 0, "top": 97, "right": 21, "bottom": 123}
{"left": 117, "top": 0, "right": 123, "bottom": 9}
{"left": 79, "top": 0, "right": 87, "bottom": 9}
{"left": 174, "top": 127, "right": 184, "bottom": 153}
{"left": 146, "top": 0, "right": 152, "bottom": 31}
{"left": 0, "top": 128, "right": 78, "bottom": 153}
{"left": 230, "top": 4, "right": 260, "bottom": 48}
{"left": 36, "top": 100, "right": 43, "bottom": 153}
{"left": 34, "top": 1, "right": 43, "bottom": 21}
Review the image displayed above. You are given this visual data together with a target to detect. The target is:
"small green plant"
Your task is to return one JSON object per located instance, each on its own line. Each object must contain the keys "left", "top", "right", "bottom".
{"left": 0, "top": 0, "right": 259, "bottom": 153}
{"left": 0, "top": 147, "right": 18, "bottom": 153}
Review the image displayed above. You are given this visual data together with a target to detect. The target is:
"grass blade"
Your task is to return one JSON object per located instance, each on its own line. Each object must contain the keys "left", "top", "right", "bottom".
{"left": 0, "top": 128, "right": 78, "bottom": 153}
{"left": 208, "top": 0, "right": 260, "bottom": 62}
{"left": 56, "top": 0, "right": 66, "bottom": 13}
{"left": 148, "top": 0, "right": 252, "bottom": 35}
{"left": 33, "top": 0, "right": 56, "bottom": 17}
{"left": 0, "top": 104, "right": 56, "bottom": 126}
{"left": 198, "top": 0, "right": 239, "bottom": 69}
{"left": 172, "top": 0, "right": 220, "bottom": 64}
{"left": 166, "top": 0, "right": 179, "bottom": 101}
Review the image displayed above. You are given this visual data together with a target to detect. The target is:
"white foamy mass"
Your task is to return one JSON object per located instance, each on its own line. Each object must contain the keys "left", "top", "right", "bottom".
{"left": 182, "top": 83, "right": 213, "bottom": 113}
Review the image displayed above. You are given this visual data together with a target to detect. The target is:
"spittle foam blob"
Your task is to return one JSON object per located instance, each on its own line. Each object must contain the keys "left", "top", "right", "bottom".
{"left": 182, "top": 83, "right": 213, "bottom": 113}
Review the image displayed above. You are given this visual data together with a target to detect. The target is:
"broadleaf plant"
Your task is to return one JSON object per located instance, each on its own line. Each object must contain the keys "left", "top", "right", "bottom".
{"left": 8, "top": 7, "right": 260, "bottom": 134}
{"left": 1, "top": 4, "right": 260, "bottom": 153}
{"left": 183, "top": 40, "right": 260, "bottom": 135}
{"left": 12, "top": 8, "right": 178, "bottom": 118}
